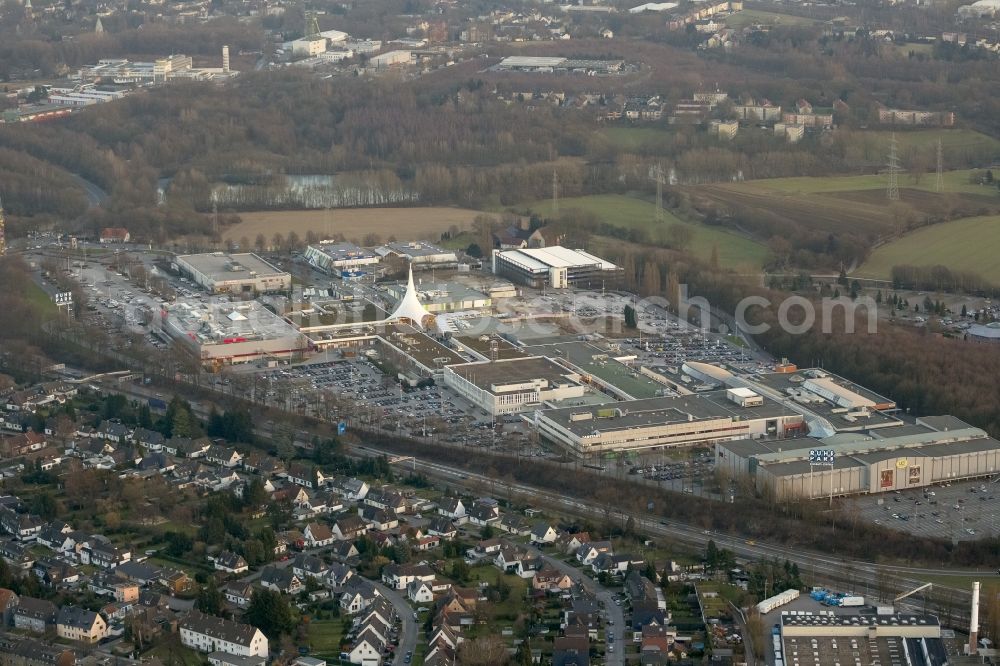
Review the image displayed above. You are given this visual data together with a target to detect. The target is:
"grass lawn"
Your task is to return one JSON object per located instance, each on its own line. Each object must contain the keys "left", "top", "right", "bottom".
{"left": 146, "top": 642, "right": 205, "bottom": 666}
{"left": 727, "top": 168, "right": 998, "bottom": 196}
{"left": 856, "top": 215, "right": 1000, "bottom": 284}
{"left": 308, "top": 618, "right": 348, "bottom": 659}
{"left": 725, "top": 9, "right": 819, "bottom": 29}
{"left": 601, "top": 127, "right": 677, "bottom": 153}
{"left": 520, "top": 194, "right": 768, "bottom": 271}
{"left": 25, "top": 280, "right": 57, "bottom": 315}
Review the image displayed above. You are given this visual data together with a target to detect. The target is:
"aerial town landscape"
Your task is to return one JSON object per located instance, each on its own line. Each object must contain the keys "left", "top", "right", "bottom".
{"left": 1, "top": 0, "right": 1000, "bottom": 664}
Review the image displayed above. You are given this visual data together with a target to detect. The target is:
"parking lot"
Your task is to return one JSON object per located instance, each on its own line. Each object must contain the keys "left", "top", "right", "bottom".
{"left": 845, "top": 478, "right": 1000, "bottom": 541}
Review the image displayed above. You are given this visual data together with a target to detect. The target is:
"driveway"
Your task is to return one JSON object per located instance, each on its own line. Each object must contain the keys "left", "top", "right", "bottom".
{"left": 532, "top": 549, "right": 625, "bottom": 666}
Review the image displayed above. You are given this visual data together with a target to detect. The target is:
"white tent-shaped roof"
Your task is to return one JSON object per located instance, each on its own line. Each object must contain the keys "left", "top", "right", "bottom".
{"left": 388, "top": 264, "right": 432, "bottom": 329}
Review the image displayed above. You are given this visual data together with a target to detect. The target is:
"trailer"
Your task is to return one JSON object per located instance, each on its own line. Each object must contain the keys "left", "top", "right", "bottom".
{"left": 756, "top": 589, "right": 801, "bottom": 614}
{"left": 839, "top": 596, "right": 865, "bottom": 607}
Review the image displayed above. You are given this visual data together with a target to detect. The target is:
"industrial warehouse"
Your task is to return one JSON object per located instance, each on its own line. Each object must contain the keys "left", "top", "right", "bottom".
{"left": 775, "top": 611, "right": 946, "bottom": 666}
{"left": 491, "top": 246, "right": 623, "bottom": 289}
{"left": 715, "top": 415, "right": 1000, "bottom": 499}
{"left": 442, "top": 356, "right": 597, "bottom": 416}
{"left": 174, "top": 252, "right": 291, "bottom": 295}
{"left": 533, "top": 388, "right": 804, "bottom": 456}
{"left": 303, "top": 241, "right": 380, "bottom": 275}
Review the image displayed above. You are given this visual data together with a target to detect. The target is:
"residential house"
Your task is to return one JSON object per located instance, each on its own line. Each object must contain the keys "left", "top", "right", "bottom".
{"left": 32, "top": 557, "right": 79, "bottom": 587}
{"left": 13, "top": 597, "right": 58, "bottom": 633}
{"left": 340, "top": 578, "right": 381, "bottom": 615}
{"left": 304, "top": 522, "right": 335, "bottom": 548}
{"left": 214, "top": 551, "right": 249, "bottom": 575}
{"left": 365, "top": 488, "right": 407, "bottom": 515}
{"left": 437, "top": 497, "right": 466, "bottom": 522}
{"left": 287, "top": 463, "right": 319, "bottom": 489}
{"left": 56, "top": 606, "right": 108, "bottom": 643}
{"left": 259, "top": 566, "right": 303, "bottom": 595}
{"left": 533, "top": 567, "right": 573, "bottom": 593}
{"left": 427, "top": 517, "right": 457, "bottom": 539}
{"left": 467, "top": 501, "right": 500, "bottom": 527}
{"left": 0, "top": 636, "right": 75, "bottom": 666}
{"left": 631, "top": 600, "right": 670, "bottom": 635}
{"left": 331, "top": 540, "right": 360, "bottom": 561}
{"left": 349, "top": 628, "right": 385, "bottom": 665}
{"left": 414, "top": 535, "right": 441, "bottom": 552}
{"left": 407, "top": 580, "right": 435, "bottom": 604}
{"left": 330, "top": 476, "right": 369, "bottom": 501}
{"left": 592, "top": 552, "right": 642, "bottom": 576}
{"left": 333, "top": 515, "right": 367, "bottom": 541}
{"left": 206, "top": 445, "right": 243, "bottom": 468}
{"left": 292, "top": 554, "right": 327, "bottom": 580}
{"left": 132, "top": 427, "right": 165, "bottom": 450}
{"left": 530, "top": 523, "right": 558, "bottom": 544}
{"left": 382, "top": 563, "right": 435, "bottom": 590}
{"left": 180, "top": 610, "right": 269, "bottom": 658}
{"left": 0, "top": 540, "right": 35, "bottom": 570}
{"left": 83, "top": 537, "right": 130, "bottom": 569}
{"left": 0, "top": 506, "right": 43, "bottom": 541}
{"left": 498, "top": 514, "right": 530, "bottom": 537}
{"left": 359, "top": 506, "right": 398, "bottom": 531}
{"left": 575, "top": 541, "right": 612, "bottom": 566}
{"left": 98, "top": 421, "right": 131, "bottom": 443}
{"left": 553, "top": 635, "right": 591, "bottom": 666}
{"left": 325, "top": 562, "right": 354, "bottom": 589}
{"left": 494, "top": 546, "right": 539, "bottom": 578}
{"left": 0, "top": 587, "right": 19, "bottom": 626}
{"left": 223, "top": 581, "right": 255, "bottom": 609}
{"left": 35, "top": 522, "right": 73, "bottom": 551}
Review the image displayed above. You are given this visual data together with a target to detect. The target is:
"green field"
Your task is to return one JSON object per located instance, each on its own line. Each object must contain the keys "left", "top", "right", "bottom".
{"left": 25, "top": 281, "right": 57, "bottom": 314}
{"left": 523, "top": 194, "right": 768, "bottom": 271}
{"left": 601, "top": 127, "right": 675, "bottom": 153}
{"left": 856, "top": 215, "right": 1000, "bottom": 284}
{"left": 729, "top": 169, "right": 999, "bottom": 196}
{"left": 725, "top": 9, "right": 820, "bottom": 29}
{"left": 308, "top": 618, "right": 347, "bottom": 659}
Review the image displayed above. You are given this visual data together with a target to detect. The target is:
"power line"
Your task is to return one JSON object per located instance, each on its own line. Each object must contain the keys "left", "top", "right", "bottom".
{"left": 935, "top": 138, "right": 944, "bottom": 193}
{"left": 651, "top": 162, "right": 665, "bottom": 221}
{"left": 887, "top": 133, "right": 900, "bottom": 202}
{"left": 551, "top": 170, "right": 559, "bottom": 217}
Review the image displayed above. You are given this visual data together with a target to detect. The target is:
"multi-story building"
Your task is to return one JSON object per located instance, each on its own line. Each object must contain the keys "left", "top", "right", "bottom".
{"left": 180, "top": 611, "right": 269, "bottom": 658}
{"left": 56, "top": 606, "right": 108, "bottom": 643}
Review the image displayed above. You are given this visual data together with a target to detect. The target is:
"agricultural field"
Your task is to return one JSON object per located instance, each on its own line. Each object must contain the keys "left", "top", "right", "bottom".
{"left": 856, "top": 215, "right": 1000, "bottom": 284}
{"left": 685, "top": 170, "right": 1000, "bottom": 239}
{"left": 223, "top": 207, "right": 481, "bottom": 245}
{"left": 521, "top": 194, "right": 768, "bottom": 271}
{"left": 600, "top": 127, "right": 677, "bottom": 154}
{"left": 724, "top": 9, "right": 820, "bottom": 29}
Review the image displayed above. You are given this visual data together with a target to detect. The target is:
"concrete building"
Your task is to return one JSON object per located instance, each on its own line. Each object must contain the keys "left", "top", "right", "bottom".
{"left": 174, "top": 252, "right": 291, "bottom": 295}
{"left": 375, "top": 241, "right": 457, "bottom": 269}
{"left": 159, "top": 300, "right": 308, "bottom": 368}
{"left": 304, "top": 242, "right": 380, "bottom": 274}
{"left": 443, "top": 356, "right": 589, "bottom": 416}
{"left": 369, "top": 50, "right": 412, "bottom": 69}
{"left": 180, "top": 610, "right": 269, "bottom": 658}
{"left": 535, "top": 389, "right": 803, "bottom": 456}
{"left": 967, "top": 322, "right": 1000, "bottom": 343}
{"left": 385, "top": 281, "right": 491, "bottom": 314}
{"left": 492, "top": 246, "right": 622, "bottom": 289}
{"left": 775, "top": 610, "right": 945, "bottom": 666}
{"left": 715, "top": 415, "right": 1000, "bottom": 499}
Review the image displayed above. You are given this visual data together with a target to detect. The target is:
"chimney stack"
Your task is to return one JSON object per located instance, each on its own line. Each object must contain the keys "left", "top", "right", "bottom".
{"left": 970, "top": 581, "right": 981, "bottom": 656}
{"left": 222, "top": 45, "right": 230, "bottom": 73}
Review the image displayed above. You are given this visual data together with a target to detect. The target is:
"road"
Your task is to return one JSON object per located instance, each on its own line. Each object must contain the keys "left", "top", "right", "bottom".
{"left": 69, "top": 173, "right": 109, "bottom": 207}
{"left": 375, "top": 582, "right": 419, "bottom": 666}
{"left": 531, "top": 548, "right": 624, "bottom": 666}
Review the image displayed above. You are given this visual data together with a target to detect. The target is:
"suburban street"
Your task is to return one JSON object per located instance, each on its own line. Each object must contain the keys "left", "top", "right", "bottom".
{"left": 534, "top": 549, "right": 625, "bottom": 666}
